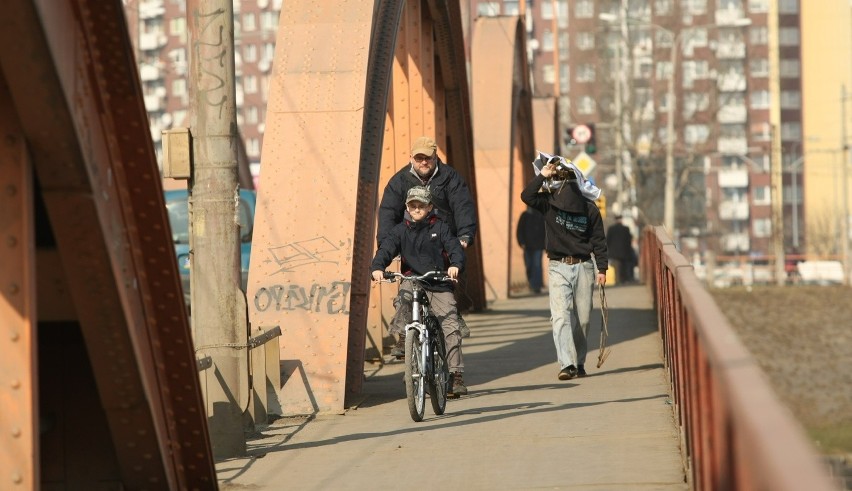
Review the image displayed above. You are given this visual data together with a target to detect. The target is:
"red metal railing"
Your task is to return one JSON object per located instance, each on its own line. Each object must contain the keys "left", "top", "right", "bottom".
{"left": 640, "top": 226, "right": 838, "bottom": 490}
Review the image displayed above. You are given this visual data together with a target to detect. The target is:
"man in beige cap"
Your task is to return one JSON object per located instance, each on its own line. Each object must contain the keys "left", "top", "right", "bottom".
{"left": 377, "top": 136, "right": 477, "bottom": 359}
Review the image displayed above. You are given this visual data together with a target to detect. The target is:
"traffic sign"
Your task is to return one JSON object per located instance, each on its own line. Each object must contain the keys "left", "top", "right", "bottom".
{"left": 572, "top": 151, "right": 596, "bottom": 176}
{"left": 571, "top": 124, "right": 592, "bottom": 144}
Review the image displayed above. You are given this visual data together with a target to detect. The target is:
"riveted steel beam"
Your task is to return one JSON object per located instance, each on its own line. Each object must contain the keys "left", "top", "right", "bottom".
{"left": 0, "top": 0, "right": 215, "bottom": 488}
{"left": 0, "top": 75, "right": 37, "bottom": 490}
{"left": 470, "top": 16, "right": 536, "bottom": 300}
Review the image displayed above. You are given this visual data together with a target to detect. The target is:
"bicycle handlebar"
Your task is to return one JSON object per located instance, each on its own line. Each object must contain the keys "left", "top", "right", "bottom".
{"left": 380, "top": 270, "right": 456, "bottom": 284}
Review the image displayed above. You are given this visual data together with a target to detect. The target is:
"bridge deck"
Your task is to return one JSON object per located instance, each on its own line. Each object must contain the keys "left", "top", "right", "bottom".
{"left": 217, "top": 283, "right": 688, "bottom": 490}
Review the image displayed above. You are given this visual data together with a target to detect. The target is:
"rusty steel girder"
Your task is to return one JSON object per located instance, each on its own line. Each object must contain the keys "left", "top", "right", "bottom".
{"left": 470, "top": 16, "right": 536, "bottom": 300}
{"left": 248, "top": 0, "right": 483, "bottom": 414}
{"left": 0, "top": 0, "right": 215, "bottom": 488}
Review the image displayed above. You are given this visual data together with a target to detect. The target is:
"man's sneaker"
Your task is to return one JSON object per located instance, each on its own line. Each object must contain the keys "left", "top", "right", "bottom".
{"left": 558, "top": 365, "right": 578, "bottom": 380}
{"left": 449, "top": 371, "right": 468, "bottom": 397}
{"left": 458, "top": 315, "right": 470, "bottom": 338}
{"left": 577, "top": 365, "right": 587, "bottom": 377}
{"left": 390, "top": 337, "right": 405, "bottom": 358}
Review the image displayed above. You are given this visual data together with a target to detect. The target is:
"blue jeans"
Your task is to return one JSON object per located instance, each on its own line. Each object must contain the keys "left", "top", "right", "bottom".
{"left": 523, "top": 248, "right": 543, "bottom": 291}
{"left": 548, "top": 260, "right": 595, "bottom": 369}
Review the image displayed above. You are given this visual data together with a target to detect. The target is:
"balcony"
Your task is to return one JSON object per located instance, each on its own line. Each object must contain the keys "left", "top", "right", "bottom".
{"left": 139, "top": 31, "right": 168, "bottom": 51}
{"left": 718, "top": 168, "right": 749, "bottom": 188}
{"left": 722, "top": 232, "right": 750, "bottom": 252}
{"left": 139, "top": 64, "right": 161, "bottom": 82}
{"left": 718, "top": 137, "right": 748, "bottom": 155}
{"left": 719, "top": 200, "right": 750, "bottom": 220}
{"left": 716, "top": 42, "right": 747, "bottom": 59}
{"left": 143, "top": 93, "right": 163, "bottom": 111}
{"left": 717, "top": 72, "right": 746, "bottom": 92}
{"left": 717, "top": 105, "right": 747, "bottom": 123}
{"left": 715, "top": 7, "right": 748, "bottom": 26}
{"left": 139, "top": 0, "right": 165, "bottom": 19}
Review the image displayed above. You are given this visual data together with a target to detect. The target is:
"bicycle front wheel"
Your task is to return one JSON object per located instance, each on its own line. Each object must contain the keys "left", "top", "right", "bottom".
{"left": 427, "top": 317, "right": 448, "bottom": 415}
{"left": 404, "top": 327, "right": 426, "bottom": 422}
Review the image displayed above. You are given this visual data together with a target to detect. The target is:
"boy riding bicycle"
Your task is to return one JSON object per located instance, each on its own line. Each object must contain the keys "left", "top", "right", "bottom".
{"left": 371, "top": 186, "right": 468, "bottom": 396}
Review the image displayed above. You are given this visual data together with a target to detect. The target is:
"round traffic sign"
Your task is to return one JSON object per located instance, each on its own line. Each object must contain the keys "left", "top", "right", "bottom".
{"left": 572, "top": 124, "right": 592, "bottom": 144}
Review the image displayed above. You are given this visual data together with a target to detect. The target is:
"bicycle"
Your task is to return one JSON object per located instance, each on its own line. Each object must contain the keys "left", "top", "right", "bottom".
{"left": 381, "top": 270, "right": 454, "bottom": 422}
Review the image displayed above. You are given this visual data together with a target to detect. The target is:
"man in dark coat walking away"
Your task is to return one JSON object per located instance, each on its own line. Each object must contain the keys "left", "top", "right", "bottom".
{"left": 606, "top": 215, "right": 635, "bottom": 284}
{"left": 517, "top": 207, "right": 546, "bottom": 293}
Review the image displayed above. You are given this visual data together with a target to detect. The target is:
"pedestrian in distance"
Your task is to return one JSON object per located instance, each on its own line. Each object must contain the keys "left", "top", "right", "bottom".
{"left": 371, "top": 186, "right": 468, "bottom": 396}
{"left": 520, "top": 153, "right": 608, "bottom": 381}
{"left": 377, "top": 136, "right": 477, "bottom": 341}
{"left": 516, "top": 206, "right": 546, "bottom": 294}
{"left": 606, "top": 214, "right": 635, "bottom": 285}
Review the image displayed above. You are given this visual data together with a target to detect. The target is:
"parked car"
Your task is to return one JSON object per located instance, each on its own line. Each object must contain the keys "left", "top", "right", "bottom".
{"left": 164, "top": 188, "right": 257, "bottom": 307}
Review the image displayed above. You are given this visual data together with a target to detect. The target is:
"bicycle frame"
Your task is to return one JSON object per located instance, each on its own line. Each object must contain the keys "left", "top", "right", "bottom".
{"left": 381, "top": 270, "right": 452, "bottom": 421}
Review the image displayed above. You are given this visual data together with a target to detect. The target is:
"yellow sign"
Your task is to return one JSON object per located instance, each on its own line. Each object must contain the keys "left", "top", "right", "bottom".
{"left": 595, "top": 194, "right": 607, "bottom": 219}
{"left": 572, "top": 151, "right": 596, "bottom": 176}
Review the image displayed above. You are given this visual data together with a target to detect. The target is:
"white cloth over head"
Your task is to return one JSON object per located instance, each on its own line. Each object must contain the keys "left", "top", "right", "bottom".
{"left": 532, "top": 151, "right": 602, "bottom": 200}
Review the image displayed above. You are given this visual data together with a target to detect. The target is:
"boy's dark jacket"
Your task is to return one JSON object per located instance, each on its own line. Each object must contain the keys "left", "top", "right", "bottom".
{"left": 520, "top": 174, "right": 608, "bottom": 272}
{"left": 370, "top": 211, "right": 465, "bottom": 292}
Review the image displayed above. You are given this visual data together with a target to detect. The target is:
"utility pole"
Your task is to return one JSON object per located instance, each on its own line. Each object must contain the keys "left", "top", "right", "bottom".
{"left": 770, "top": 123, "right": 786, "bottom": 285}
{"left": 187, "top": 0, "right": 246, "bottom": 457}
{"left": 768, "top": 0, "right": 785, "bottom": 285}
{"left": 842, "top": 85, "right": 850, "bottom": 285}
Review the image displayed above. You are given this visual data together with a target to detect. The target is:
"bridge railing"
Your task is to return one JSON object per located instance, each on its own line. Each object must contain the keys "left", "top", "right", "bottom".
{"left": 640, "top": 226, "right": 838, "bottom": 491}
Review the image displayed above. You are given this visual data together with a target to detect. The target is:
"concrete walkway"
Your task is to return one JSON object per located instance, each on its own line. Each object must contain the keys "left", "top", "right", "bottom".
{"left": 217, "top": 283, "right": 688, "bottom": 490}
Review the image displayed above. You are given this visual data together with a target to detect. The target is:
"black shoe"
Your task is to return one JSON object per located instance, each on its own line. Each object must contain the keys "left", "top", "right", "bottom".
{"left": 577, "top": 365, "right": 587, "bottom": 377}
{"left": 448, "top": 371, "right": 468, "bottom": 397}
{"left": 558, "top": 365, "right": 578, "bottom": 380}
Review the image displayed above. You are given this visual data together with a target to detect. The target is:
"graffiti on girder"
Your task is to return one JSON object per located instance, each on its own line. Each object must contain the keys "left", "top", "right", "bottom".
{"left": 253, "top": 281, "right": 350, "bottom": 315}
{"left": 264, "top": 236, "right": 352, "bottom": 274}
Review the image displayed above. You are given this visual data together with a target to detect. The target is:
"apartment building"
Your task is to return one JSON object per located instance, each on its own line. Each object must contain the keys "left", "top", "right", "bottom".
{"left": 471, "top": 0, "right": 816, "bottom": 277}
{"left": 124, "top": 0, "right": 281, "bottom": 176}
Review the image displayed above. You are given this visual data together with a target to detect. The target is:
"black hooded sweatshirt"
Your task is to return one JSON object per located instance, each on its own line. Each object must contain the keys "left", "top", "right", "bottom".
{"left": 520, "top": 174, "right": 608, "bottom": 273}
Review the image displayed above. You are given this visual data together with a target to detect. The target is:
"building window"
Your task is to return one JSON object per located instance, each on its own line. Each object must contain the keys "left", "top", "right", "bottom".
{"left": 753, "top": 217, "right": 771, "bottom": 237}
{"left": 244, "top": 75, "right": 258, "bottom": 94}
{"left": 243, "top": 12, "right": 256, "bottom": 31}
{"left": 655, "top": 0, "right": 673, "bottom": 14}
{"left": 169, "top": 17, "right": 186, "bottom": 38}
{"left": 576, "top": 64, "right": 596, "bottom": 82}
{"left": 682, "top": 0, "right": 707, "bottom": 15}
{"left": 478, "top": 2, "right": 500, "bottom": 16}
{"left": 656, "top": 61, "right": 673, "bottom": 80}
{"left": 577, "top": 96, "right": 596, "bottom": 115}
{"left": 542, "top": 30, "right": 554, "bottom": 52}
{"left": 504, "top": 1, "right": 519, "bottom": 15}
{"left": 781, "top": 91, "right": 801, "bottom": 109}
{"left": 682, "top": 60, "right": 709, "bottom": 88}
{"left": 749, "top": 58, "right": 769, "bottom": 77}
{"left": 575, "top": 0, "right": 594, "bottom": 18}
{"left": 749, "top": 26, "right": 768, "bottom": 45}
{"left": 780, "top": 59, "right": 800, "bottom": 77}
{"left": 779, "top": 27, "right": 800, "bottom": 46}
{"left": 750, "top": 90, "right": 769, "bottom": 109}
{"left": 541, "top": 1, "right": 553, "bottom": 19}
{"left": 685, "top": 124, "right": 709, "bottom": 144}
{"left": 683, "top": 92, "right": 710, "bottom": 117}
{"left": 781, "top": 122, "right": 802, "bottom": 140}
{"left": 247, "top": 138, "right": 261, "bottom": 158}
{"left": 172, "top": 78, "right": 186, "bottom": 97}
{"left": 244, "top": 44, "right": 257, "bottom": 63}
{"left": 748, "top": 0, "right": 768, "bottom": 13}
{"left": 779, "top": 0, "right": 798, "bottom": 14}
{"left": 260, "top": 11, "right": 278, "bottom": 31}
{"left": 246, "top": 106, "right": 258, "bottom": 125}
{"left": 542, "top": 64, "right": 555, "bottom": 84}
{"left": 576, "top": 32, "right": 595, "bottom": 50}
